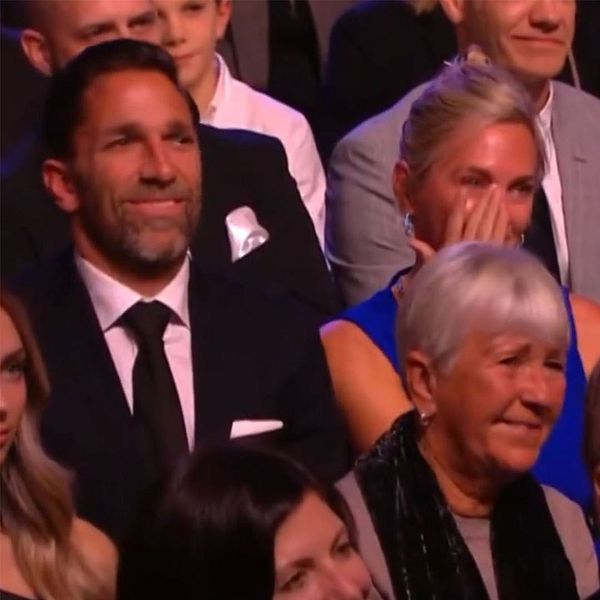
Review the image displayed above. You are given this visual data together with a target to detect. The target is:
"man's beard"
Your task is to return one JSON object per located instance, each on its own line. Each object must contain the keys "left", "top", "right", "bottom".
{"left": 75, "top": 176, "right": 202, "bottom": 278}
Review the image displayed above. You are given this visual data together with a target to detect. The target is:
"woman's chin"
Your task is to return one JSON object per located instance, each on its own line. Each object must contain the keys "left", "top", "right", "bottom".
{"left": 491, "top": 448, "right": 541, "bottom": 479}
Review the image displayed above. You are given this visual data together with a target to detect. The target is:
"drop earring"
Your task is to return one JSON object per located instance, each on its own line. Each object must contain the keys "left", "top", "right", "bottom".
{"left": 403, "top": 213, "right": 415, "bottom": 238}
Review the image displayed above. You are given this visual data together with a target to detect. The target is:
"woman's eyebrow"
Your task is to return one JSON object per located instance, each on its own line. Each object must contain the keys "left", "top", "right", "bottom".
{"left": 0, "top": 347, "right": 26, "bottom": 368}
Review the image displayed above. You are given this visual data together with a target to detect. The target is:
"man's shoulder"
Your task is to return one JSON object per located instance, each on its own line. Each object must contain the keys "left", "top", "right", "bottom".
{"left": 552, "top": 81, "right": 600, "bottom": 122}
{"left": 190, "top": 264, "right": 324, "bottom": 333}
{"left": 197, "top": 123, "right": 285, "bottom": 157}
{"left": 334, "top": 83, "right": 428, "bottom": 155}
{"left": 553, "top": 80, "right": 600, "bottom": 107}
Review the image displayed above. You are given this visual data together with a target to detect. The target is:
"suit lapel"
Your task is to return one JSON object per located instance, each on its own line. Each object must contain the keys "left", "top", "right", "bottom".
{"left": 47, "top": 255, "right": 135, "bottom": 438}
{"left": 551, "top": 83, "right": 586, "bottom": 288}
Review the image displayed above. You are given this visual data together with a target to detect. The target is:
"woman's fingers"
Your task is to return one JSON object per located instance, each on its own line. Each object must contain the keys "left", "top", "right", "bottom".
{"left": 491, "top": 200, "right": 510, "bottom": 244}
{"left": 444, "top": 189, "right": 467, "bottom": 246}
{"left": 463, "top": 186, "right": 499, "bottom": 240}
{"left": 477, "top": 187, "right": 504, "bottom": 240}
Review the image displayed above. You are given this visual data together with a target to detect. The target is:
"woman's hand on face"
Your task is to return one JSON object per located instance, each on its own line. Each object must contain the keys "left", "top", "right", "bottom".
{"left": 409, "top": 186, "right": 510, "bottom": 266}
{"left": 461, "top": 185, "right": 509, "bottom": 244}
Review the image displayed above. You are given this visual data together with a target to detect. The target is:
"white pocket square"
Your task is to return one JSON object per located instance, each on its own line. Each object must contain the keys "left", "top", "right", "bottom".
{"left": 225, "top": 206, "right": 270, "bottom": 261}
{"left": 230, "top": 419, "right": 283, "bottom": 439}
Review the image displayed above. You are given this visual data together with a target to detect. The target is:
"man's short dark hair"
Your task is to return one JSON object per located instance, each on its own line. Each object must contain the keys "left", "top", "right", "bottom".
{"left": 43, "top": 39, "right": 200, "bottom": 159}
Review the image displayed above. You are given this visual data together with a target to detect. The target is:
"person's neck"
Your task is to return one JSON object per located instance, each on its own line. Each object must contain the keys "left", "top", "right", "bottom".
{"left": 74, "top": 241, "right": 185, "bottom": 298}
{"left": 455, "top": 40, "right": 551, "bottom": 113}
{"left": 419, "top": 431, "right": 502, "bottom": 518}
{"left": 190, "top": 56, "right": 220, "bottom": 117}
{"left": 521, "top": 77, "right": 551, "bottom": 114}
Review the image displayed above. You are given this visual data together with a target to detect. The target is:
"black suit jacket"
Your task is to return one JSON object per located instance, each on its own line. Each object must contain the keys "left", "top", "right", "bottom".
{"left": 10, "top": 251, "right": 348, "bottom": 542}
{"left": 1, "top": 124, "right": 339, "bottom": 318}
{"left": 321, "top": 0, "right": 456, "bottom": 155}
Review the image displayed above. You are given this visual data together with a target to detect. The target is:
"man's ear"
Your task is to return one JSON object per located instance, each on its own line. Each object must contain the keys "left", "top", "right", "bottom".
{"left": 404, "top": 349, "right": 438, "bottom": 419}
{"left": 439, "top": 0, "right": 466, "bottom": 25}
{"left": 215, "top": 0, "right": 233, "bottom": 41}
{"left": 20, "top": 29, "right": 53, "bottom": 76}
{"left": 393, "top": 160, "right": 415, "bottom": 215}
{"left": 42, "top": 159, "right": 80, "bottom": 214}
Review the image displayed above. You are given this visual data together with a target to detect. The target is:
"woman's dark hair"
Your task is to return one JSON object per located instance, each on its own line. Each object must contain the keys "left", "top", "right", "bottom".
{"left": 117, "top": 445, "right": 356, "bottom": 600}
{"left": 43, "top": 38, "right": 200, "bottom": 159}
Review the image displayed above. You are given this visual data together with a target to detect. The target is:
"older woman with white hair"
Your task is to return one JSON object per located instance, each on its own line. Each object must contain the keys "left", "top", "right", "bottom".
{"left": 322, "top": 53, "right": 600, "bottom": 509}
{"left": 339, "top": 243, "right": 599, "bottom": 600}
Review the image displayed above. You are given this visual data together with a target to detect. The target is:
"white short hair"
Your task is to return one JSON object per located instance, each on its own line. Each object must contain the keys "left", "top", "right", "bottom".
{"left": 396, "top": 243, "right": 569, "bottom": 372}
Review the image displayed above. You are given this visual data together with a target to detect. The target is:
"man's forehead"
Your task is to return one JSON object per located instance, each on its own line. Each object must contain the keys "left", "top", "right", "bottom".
{"left": 78, "top": 70, "right": 193, "bottom": 129}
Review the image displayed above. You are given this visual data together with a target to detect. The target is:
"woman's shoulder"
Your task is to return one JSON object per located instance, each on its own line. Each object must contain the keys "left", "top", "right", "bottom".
{"left": 71, "top": 518, "right": 117, "bottom": 580}
{"left": 321, "top": 318, "right": 379, "bottom": 350}
{"left": 320, "top": 318, "right": 400, "bottom": 388}
{"left": 323, "top": 284, "right": 399, "bottom": 364}
{"left": 541, "top": 485, "right": 599, "bottom": 598}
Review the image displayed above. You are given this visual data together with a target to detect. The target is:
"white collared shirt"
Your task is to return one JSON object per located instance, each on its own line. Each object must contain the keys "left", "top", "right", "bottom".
{"left": 76, "top": 255, "right": 195, "bottom": 448}
{"left": 538, "top": 84, "right": 569, "bottom": 284}
{"left": 202, "top": 54, "right": 326, "bottom": 249}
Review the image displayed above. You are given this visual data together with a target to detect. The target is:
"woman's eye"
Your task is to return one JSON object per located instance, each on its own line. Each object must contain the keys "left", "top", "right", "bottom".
{"left": 514, "top": 183, "right": 535, "bottom": 196}
{"left": 334, "top": 540, "right": 354, "bottom": 557}
{"left": 545, "top": 360, "right": 565, "bottom": 372}
{"left": 280, "top": 571, "right": 307, "bottom": 593}
{"left": 2, "top": 360, "right": 26, "bottom": 380}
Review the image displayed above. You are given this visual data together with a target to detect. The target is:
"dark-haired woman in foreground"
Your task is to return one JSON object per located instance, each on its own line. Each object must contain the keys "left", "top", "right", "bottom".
{"left": 118, "top": 445, "right": 379, "bottom": 600}
{"left": 0, "top": 290, "right": 116, "bottom": 600}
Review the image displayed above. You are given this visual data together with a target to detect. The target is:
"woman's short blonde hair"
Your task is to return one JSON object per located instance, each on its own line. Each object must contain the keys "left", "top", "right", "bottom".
{"left": 396, "top": 243, "right": 569, "bottom": 373}
{"left": 400, "top": 56, "right": 546, "bottom": 188}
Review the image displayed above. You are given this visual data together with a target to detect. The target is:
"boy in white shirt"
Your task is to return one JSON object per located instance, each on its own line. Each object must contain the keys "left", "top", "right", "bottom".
{"left": 156, "top": 0, "right": 326, "bottom": 247}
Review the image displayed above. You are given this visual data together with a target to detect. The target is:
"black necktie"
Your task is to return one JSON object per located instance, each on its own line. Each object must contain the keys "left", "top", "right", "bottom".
{"left": 523, "top": 186, "right": 561, "bottom": 282}
{"left": 121, "top": 301, "right": 188, "bottom": 468}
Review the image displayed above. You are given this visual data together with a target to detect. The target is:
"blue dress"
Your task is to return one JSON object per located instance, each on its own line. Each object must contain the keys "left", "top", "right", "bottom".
{"left": 341, "top": 277, "right": 591, "bottom": 510}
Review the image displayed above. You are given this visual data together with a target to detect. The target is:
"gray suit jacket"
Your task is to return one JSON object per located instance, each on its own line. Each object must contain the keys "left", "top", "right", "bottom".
{"left": 327, "top": 81, "right": 600, "bottom": 305}
{"left": 218, "top": 0, "right": 355, "bottom": 92}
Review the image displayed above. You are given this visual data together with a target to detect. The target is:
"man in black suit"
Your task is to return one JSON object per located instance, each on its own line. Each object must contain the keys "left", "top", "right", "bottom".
{"left": 322, "top": 0, "right": 456, "bottom": 155}
{"left": 11, "top": 39, "right": 348, "bottom": 542}
{"left": 1, "top": 0, "right": 338, "bottom": 318}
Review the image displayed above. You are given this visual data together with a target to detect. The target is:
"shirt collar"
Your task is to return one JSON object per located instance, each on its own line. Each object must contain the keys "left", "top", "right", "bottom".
{"left": 75, "top": 254, "right": 191, "bottom": 331}
{"left": 537, "top": 82, "right": 554, "bottom": 138}
{"left": 202, "top": 53, "right": 231, "bottom": 124}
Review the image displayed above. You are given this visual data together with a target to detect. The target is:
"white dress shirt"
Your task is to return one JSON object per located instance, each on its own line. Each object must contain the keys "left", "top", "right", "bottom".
{"left": 538, "top": 84, "right": 569, "bottom": 284}
{"left": 76, "top": 255, "right": 195, "bottom": 448}
{"left": 202, "top": 54, "right": 326, "bottom": 248}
